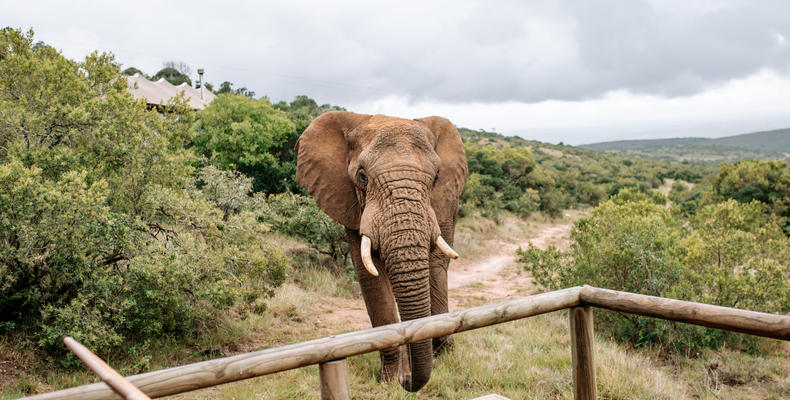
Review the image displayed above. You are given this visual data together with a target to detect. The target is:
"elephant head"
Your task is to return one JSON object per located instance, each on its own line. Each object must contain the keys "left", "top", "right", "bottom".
{"left": 295, "top": 111, "right": 467, "bottom": 391}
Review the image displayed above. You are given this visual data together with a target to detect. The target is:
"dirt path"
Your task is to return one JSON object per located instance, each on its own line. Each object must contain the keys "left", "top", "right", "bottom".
{"left": 447, "top": 221, "right": 573, "bottom": 308}
{"left": 319, "top": 219, "right": 575, "bottom": 330}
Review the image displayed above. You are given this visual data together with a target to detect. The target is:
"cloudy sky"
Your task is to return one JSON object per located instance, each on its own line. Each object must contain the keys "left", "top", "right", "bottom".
{"left": 4, "top": 0, "right": 790, "bottom": 144}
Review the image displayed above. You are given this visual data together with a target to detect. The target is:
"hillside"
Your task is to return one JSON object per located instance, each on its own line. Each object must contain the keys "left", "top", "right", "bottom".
{"left": 458, "top": 127, "right": 713, "bottom": 187}
{"left": 580, "top": 128, "right": 790, "bottom": 162}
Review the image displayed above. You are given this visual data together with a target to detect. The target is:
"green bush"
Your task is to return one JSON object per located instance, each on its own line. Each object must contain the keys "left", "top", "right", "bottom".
{"left": 0, "top": 28, "right": 287, "bottom": 362}
{"left": 460, "top": 173, "right": 503, "bottom": 219}
{"left": 611, "top": 187, "right": 666, "bottom": 206}
{"left": 710, "top": 160, "right": 790, "bottom": 233}
{"left": 519, "top": 196, "right": 790, "bottom": 354}
{"left": 265, "top": 192, "right": 349, "bottom": 267}
{"left": 521, "top": 199, "right": 686, "bottom": 295}
{"left": 682, "top": 200, "right": 790, "bottom": 314}
{"left": 192, "top": 93, "right": 296, "bottom": 193}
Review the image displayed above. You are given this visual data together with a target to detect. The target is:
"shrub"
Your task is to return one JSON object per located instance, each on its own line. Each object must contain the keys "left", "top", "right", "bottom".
{"left": 521, "top": 198, "right": 691, "bottom": 350}
{"left": 520, "top": 197, "right": 790, "bottom": 354}
{"left": 710, "top": 160, "right": 790, "bottom": 233}
{"left": 265, "top": 192, "right": 349, "bottom": 267}
{"left": 608, "top": 187, "right": 667, "bottom": 207}
{"left": 577, "top": 182, "right": 606, "bottom": 206}
{"left": 0, "top": 28, "right": 287, "bottom": 362}
{"left": 682, "top": 200, "right": 790, "bottom": 314}
{"left": 1, "top": 160, "right": 288, "bottom": 364}
{"left": 505, "top": 188, "right": 541, "bottom": 217}
{"left": 192, "top": 94, "right": 296, "bottom": 193}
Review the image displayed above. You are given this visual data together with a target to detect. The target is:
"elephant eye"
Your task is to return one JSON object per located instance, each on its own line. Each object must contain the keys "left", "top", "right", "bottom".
{"left": 433, "top": 171, "right": 440, "bottom": 186}
{"left": 358, "top": 169, "right": 368, "bottom": 186}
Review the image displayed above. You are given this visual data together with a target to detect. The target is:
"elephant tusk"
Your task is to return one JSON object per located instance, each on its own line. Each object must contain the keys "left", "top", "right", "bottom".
{"left": 436, "top": 236, "right": 459, "bottom": 259}
{"left": 360, "top": 235, "right": 379, "bottom": 277}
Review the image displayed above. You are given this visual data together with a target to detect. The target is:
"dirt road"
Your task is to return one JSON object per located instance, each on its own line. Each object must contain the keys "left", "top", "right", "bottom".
{"left": 447, "top": 221, "right": 573, "bottom": 308}
{"left": 320, "top": 219, "right": 575, "bottom": 329}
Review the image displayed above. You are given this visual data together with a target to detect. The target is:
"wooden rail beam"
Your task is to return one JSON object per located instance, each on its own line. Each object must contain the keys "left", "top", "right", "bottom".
{"left": 580, "top": 286, "right": 790, "bottom": 341}
{"left": 63, "top": 337, "right": 150, "bottom": 400}
{"left": 25, "top": 287, "right": 581, "bottom": 400}
{"left": 26, "top": 285, "right": 790, "bottom": 400}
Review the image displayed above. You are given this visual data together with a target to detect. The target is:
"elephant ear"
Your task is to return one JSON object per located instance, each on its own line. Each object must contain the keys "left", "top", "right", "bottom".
{"left": 416, "top": 116, "right": 469, "bottom": 224}
{"left": 295, "top": 111, "right": 371, "bottom": 229}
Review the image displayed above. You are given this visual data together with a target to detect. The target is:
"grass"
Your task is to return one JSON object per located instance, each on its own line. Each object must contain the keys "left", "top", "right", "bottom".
{"left": 667, "top": 345, "right": 790, "bottom": 400}
{"left": 184, "top": 312, "right": 687, "bottom": 400}
{"left": 454, "top": 210, "right": 581, "bottom": 258}
{"left": 4, "top": 213, "right": 790, "bottom": 399}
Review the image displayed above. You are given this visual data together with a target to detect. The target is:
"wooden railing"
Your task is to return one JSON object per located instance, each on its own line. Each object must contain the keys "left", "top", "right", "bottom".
{"left": 23, "top": 286, "right": 790, "bottom": 400}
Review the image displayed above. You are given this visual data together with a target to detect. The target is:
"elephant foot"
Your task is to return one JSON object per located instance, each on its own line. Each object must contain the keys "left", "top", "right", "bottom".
{"left": 433, "top": 335, "right": 454, "bottom": 356}
{"left": 377, "top": 345, "right": 411, "bottom": 385}
{"left": 377, "top": 362, "right": 400, "bottom": 382}
{"left": 378, "top": 364, "right": 412, "bottom": 387}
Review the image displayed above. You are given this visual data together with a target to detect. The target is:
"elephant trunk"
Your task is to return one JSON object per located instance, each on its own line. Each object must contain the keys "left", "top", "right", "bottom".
{"left": 378, "top": 201, "right": 433, "bottom": 392}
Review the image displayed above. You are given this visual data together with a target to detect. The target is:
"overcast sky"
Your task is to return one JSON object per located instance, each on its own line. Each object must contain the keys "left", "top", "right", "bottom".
{"left": 4, "top": 0, "right": 790, "bottom": 144}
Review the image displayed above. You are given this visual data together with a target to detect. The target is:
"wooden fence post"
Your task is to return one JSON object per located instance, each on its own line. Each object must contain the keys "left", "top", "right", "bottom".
{"left": 319, "top": 358, "right": 350, "bottom": 400}
{"left": 570, "top": 307, "right": 596, "bottom": 400}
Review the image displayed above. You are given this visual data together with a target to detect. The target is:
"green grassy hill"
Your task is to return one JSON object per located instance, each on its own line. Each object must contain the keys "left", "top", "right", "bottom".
{"left": 458, "top": 127, "right": 713, "bottom": 184}
{"left": 580, "top": 128, "right": 790, "bottom": 162}
{"left": 714, "top": 128, "right": 790, "bottom": 151}
{"left": 455, "top": 127, "right": 715, "bottom": 218}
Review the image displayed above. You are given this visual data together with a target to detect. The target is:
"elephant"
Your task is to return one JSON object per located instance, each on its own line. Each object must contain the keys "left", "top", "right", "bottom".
{"left": 295, "top": 111, "right": 468, "bottom": 392}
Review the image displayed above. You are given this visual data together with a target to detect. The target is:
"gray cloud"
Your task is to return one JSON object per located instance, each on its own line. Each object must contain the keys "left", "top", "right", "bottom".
{"left": 568, "top": 1, "right": 790, "bottom": 98}
{"left": 4, "top": 0, "right": 790, "bottom": 106}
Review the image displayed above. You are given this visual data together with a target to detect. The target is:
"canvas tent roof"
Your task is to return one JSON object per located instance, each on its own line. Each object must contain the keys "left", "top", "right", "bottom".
{"left": 126, "top": 73, "right": 216, "bottom": 110}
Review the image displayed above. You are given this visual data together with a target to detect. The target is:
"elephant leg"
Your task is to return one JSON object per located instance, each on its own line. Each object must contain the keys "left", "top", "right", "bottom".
{"left": 430, "top": 221, "right": 456, "bottom": 355}
{"left": 346, "top": 229, "right": 410, "bottom": 382}
{"left": 429, "top": 250, "right": 453, "bottom": 355}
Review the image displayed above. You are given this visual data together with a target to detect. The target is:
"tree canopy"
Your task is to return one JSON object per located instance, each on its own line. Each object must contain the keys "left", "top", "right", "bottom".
{"left": 0, "top": 28, "right": 286, "bottom": 360}
{"left": 151, "top": 66, "right": 191, "bottom": 86}
{"left": 710, "top": 160, "right": 790, "bottom": 232}
{"left": 192, "top": 94, "right": 295, "bottom": 193}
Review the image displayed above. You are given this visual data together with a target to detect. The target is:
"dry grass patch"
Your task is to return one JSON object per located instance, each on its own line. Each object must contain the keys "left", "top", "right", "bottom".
{"left": 455, "top": 212, "right": 546, "bottom": 258}
{"left": 200, "top": 313, "right": 686, "bottom": 400}
{"left": 666, "top": 343, "right": 790, "bottom": 400}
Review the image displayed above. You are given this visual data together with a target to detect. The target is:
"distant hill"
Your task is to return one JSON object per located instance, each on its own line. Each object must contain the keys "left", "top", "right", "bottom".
{"left": 581, "top": 128, "right": 790, "bottom": 163}
{"left": 457, "top": 127, "right": 716, "bottom": 186}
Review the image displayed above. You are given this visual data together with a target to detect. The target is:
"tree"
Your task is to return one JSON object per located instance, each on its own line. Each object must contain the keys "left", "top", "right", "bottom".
{"left": 0, "top": 28, "right": 287, "bottom": 360}
{"left": 152, "top": 66, "right": 191, "bottom": 86}
{"left": 214, "top": 81, "right": 255, "bottom": 98}
{"left": 216, "top": 81, "right": 234, "bottom": 94}
{"left": 192, "top": 94, "right": 295, "bottom": 193}
{"left": 199, "top": 81, "right": 214, "bottom": 92}
{"left": 162, "top": 60, "right": 191, "bottom": 76}
{"left": 710, "top": 160, "right": 790, "bottom": 233}
{"left": 273, "top": 95, "right": 344, "bottom": 134}
{"left": 121, "top": 66, "right": 144, "bottom": 76}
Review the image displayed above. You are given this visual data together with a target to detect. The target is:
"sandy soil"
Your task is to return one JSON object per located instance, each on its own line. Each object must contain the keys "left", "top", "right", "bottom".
{"left": 321, "top": 220, "right": 574, "bottom": 325}
{"left": 447, "top": 221, "right": 572, "bottom": 309}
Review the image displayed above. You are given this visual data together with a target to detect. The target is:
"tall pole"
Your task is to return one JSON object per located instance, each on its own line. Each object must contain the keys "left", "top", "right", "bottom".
{"left": 197, "top": 68, "right": 205, "bottom": 100}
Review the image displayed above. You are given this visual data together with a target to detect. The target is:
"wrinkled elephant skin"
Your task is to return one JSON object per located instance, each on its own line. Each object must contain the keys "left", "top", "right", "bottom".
{"left": 295, "top": 112, "right": 468, "bottom": 392}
